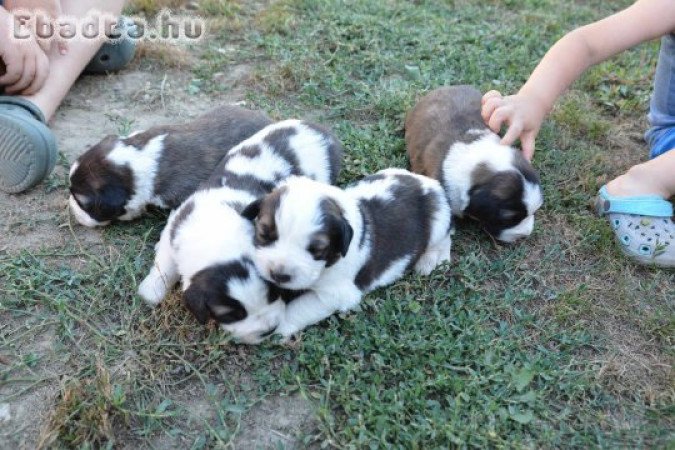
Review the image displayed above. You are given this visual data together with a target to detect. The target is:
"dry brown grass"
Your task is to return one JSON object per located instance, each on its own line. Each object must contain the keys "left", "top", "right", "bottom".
{"left": 134, "top": 40, "right": 197, "bottom": 69}
{"left": 37, "top": 362, "right": 129, "bottom": 449}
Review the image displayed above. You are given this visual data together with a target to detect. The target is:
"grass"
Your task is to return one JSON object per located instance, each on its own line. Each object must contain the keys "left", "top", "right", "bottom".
{"left": 1, "top": 0, "right": 674, "bottom": 448}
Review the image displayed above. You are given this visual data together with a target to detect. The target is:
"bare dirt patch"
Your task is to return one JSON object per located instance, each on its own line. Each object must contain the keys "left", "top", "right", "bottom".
{"left": 233, "top": 394, "right": 319, "bottom": 450}
{"left": 0, "top": 325, "right": 61, "bottom": 450}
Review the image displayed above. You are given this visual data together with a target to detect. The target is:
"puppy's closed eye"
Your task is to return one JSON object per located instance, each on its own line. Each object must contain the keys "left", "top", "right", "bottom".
{"left": 499, "top": 209, "right": 518, "bottom": 221}
{"left": 256, "top": 223, "right": 278, "bottom": 246}
{"left": 307, "top": 236, "right": 330, "bottom": 260}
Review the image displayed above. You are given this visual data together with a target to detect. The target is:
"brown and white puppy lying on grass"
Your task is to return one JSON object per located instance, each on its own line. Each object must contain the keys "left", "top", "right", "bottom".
{"left": 138, "top": 120, "right": 343, "bottom": 343}
{"left": 68, "top": 105, "right": 272, "bottom": 227}
{"left": 239, "top": 169, "right": 453, "bottom": 340}
{"left": 405, "top": 85, "right": 543, "bottom": 242}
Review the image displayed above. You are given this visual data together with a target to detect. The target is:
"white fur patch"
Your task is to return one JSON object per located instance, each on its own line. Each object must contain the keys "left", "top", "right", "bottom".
{"left": 68, "top": 195, "right": 109, "bottom": 228}
{"left": 498, "top": 215, "right": 535, "bottom": 243}
{"left": 224, "top": 119, "right": 335, "bottom": 186}
{"left": 222, "top": 299, "right": 286, "bottom": 344}
{"left": 173, "top": 190, "right": 255, "bottom": 285}
{"left": 69, "top": 161, "right": 79, "bottom": 178}
{"left": 138, "top": 222, "right": 179, "bottom": 305}
{"left": 287, "top": 122, "right": 332, "bottom": 180}
{"left": 225, "top": 145, "right": 292, "bottom": 181}
{"left": 524, "top": 181, "right": 544, "bottom": 215}
{"left": 107, "top": 134, "right": 167, "bottom": 221}
{"left": 125, "top": 130, "right": 145, "bottom": 138}
{"left": 362, "top": 255, "right": 411, "bottom": 292}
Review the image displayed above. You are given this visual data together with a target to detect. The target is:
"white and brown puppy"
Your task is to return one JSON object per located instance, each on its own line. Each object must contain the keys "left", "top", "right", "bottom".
{"left": 405, "top": 85, "right": 543, "bottom": 242}
{"left": 137, "top": 120, "right": 343, "bottom": 343}
{"left": 68, "top": 105, "right": 272, "bottom": 227}
{"left": 239, "top": 169, "right": 453, "bottom": 340}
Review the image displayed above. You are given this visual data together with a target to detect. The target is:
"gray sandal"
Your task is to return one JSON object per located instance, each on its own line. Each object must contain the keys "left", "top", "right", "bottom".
{"left": 84, "top": 18, "right": 138, "bottom": 75}
{"left": 595, "top": 186, "right": 675, "bottom": 267}
{"left": 0, "top": 97, "right": 57, "bottom": 194}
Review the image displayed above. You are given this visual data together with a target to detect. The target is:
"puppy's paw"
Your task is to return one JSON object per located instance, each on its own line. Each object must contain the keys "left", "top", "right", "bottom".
{"left": 138, "top": 274, "right": 168, "bottom": 306}
{"left": 414, "top": 251, "right": 440, "bottom": 275}
{"left": 276, "top": 332, "right": 302, "bottom": 348}
{"left": 415, "top": 237, "right": 452, "bottom": 275}
{"left": 275, "top": 322, "right": 300, "bottom": 344}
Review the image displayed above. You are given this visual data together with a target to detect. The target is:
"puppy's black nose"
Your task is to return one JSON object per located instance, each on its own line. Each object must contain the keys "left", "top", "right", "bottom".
{"left": 270, "top": 271, "right": 291, "bottom": 284}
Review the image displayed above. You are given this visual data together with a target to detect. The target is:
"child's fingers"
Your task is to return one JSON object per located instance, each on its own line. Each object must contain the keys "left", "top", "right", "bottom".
{"left": 0, "top": 54, "right": 23, "bottom": 86}
{"left": 481, "top": 96, "right": 502, "bottom": 123}
{"left": 487, "top": 106, "right": 511, "bottom": 134}
{"left": 520, "top": 131, "right": 537, "bottom": 161}
{"left": 481, "top": 90, "right": 502, "bottom": 104}
{"left": 500, "top": 119, "right": 522, "bottom": 146}
{"left": 22, "top": 51, "right": 49, "bottom": 95}
{"left": 5, "top": 53, "right": 35, "bottom": 94}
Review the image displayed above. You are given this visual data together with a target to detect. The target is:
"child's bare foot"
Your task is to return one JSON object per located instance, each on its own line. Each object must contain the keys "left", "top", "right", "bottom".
{"left": 605, "top": 162, "right": 671, "bottom": 199}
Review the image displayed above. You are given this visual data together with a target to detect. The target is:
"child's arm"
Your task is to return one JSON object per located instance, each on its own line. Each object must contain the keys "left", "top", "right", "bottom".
{"left": 481, "top": 0, "right": 675, "bottom": 160}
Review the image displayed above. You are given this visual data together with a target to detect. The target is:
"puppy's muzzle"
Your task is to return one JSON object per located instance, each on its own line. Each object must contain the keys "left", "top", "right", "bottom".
{"left": 270, "top": 270, "right": 291, "bottom": 284}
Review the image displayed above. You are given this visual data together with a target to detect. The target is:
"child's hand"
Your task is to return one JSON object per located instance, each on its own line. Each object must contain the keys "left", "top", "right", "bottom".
{"left": 481, "top": 90, "right": 548, "bottom": 161}
{"left": 0, "top": 8, "right": 50, "bottom": 95}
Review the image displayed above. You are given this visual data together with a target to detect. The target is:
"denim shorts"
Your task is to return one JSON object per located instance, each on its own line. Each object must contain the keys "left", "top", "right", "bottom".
{"left": 646, "top": 34, "right": 675, "bottom": 159}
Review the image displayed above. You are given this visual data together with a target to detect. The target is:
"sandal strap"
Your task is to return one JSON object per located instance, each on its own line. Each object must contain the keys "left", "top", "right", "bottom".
{"left": 596, "top": 186, "right": 673, "bottom": 217}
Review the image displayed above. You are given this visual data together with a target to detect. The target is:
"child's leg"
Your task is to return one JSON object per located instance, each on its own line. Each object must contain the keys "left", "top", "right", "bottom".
{"left": 606, "top": 33, "right": 675, "bottom": 200}
{"left": 645, "top": 33, "right": 675, "bottom": 156}
{"left": 21, "top": 0, "right": 126, "bottom": 121}
{"left": 597, "top": 35, "right": 675, "bottom": 267}
{"left": 0, "top": 0, "right": 128, "bottom": 193}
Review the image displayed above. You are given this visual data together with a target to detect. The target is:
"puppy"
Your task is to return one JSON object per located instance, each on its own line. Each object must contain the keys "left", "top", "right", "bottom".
{"left": 137, "top": 120, "right": 343, "bottom": 343}
{"left": 239, "top": 169, "right": 453, "bottom": 340}
{"left": 69, "top": 105, "right": 272, "bottom": 227}
{"left": 405, "top": 85, "right": 543, "bottom": 242}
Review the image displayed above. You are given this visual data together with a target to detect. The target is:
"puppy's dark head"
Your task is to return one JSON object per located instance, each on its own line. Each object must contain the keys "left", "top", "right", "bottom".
{"left": 184, "top": 260, "right": 286, "bottom": 344}
{"left": 241, "top": 177, "right": 353, "bottom": 290}
{"left": 465, "top": 161, "right": 543, "bottom": 242}
{"left": 69, "top": 135, "right": 134, "bottom": 227}
{"left": 183, "top": 261, "right": 253, "bottom": 325}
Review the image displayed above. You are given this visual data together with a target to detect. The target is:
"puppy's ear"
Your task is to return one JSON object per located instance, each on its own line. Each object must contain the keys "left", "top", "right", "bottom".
{"left": 339, "top": 218, "right": 353, "bottom": 257}
{"left": 183, "top": 285, "right": 211, "bottom": 325}
{"left": 321, "top": 198, "right": 353, "bottom": 267}
{"left": 489, "top": 171, "right": 521, "bottom": 200}
{"left": 465, "top": 184, "right": 493, "bottom": 221}
{"left": 241, "top": 198, "right": 262, "bottom": 221}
